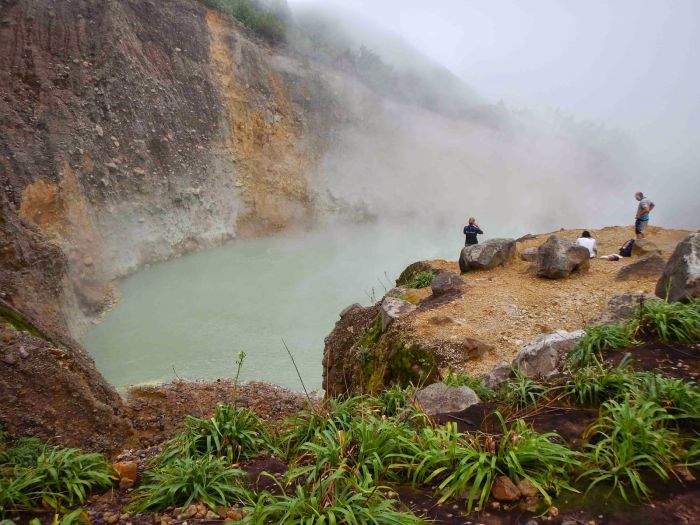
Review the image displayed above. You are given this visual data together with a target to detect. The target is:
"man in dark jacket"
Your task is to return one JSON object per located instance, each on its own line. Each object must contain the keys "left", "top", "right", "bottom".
{"left": 463, "top": 217, "right": 483, "bottom": 245}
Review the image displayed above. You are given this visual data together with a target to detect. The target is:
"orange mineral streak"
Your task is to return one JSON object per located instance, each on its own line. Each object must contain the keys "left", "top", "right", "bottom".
{"left": 206, "top": 10, "right": 313, "bottom": 237}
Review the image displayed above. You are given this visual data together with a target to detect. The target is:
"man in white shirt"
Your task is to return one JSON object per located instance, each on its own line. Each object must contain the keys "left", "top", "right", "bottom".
{"left": 576, "top": 230, "right": 597, "bottom": 258}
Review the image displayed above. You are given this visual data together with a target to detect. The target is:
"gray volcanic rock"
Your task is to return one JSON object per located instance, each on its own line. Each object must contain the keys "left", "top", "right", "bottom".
{"left": 655, "top": 233, "right": 700, "bottom": 302}
{"left": 459, "top": 238, "right": 516, "bottom": 272}
{"left": 414, "top": 382, "right": 480, "bottom": 416}
{"left": 536, "top": 235, "right": 590, "bottom": 279}
{"left": 483, "top": 362, "right": 512, "bottom": 389}
{"left": 513, "top": 330, "right": 585, "bottom": 379}
{"left": 379, "top": 296, "right": 418, "bottom": 331}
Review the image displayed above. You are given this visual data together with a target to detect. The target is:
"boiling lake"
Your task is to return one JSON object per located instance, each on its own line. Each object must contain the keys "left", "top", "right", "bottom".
{"left": 83, "top": 223, "right": 479, "bottom": 392}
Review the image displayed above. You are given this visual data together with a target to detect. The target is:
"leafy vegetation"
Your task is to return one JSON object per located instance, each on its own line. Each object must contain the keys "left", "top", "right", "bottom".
{"left": 401, "top": 416, "right": 580, "bottom": 511}
{"left": 0, "top": 439, "right": 114, "bottom": 515}
{"left": 564, "top": 361, "right": 635, "bottom": 406}
{"left": 443, "top": 371, "right": 496, "bottom": 401}
{"left": 245, "top": 468, "right": 424, "bottom": 524}
{"left": 406, "top": 270, "right": 435, "bottom": 289}
{"left": 501, "top": 370, "right": 550, "bottom": 407}
{"left": 130, "top": 456, "right": 251, "bottom": 512}
{"left": 635, "top": 298, "right": 700, "bottom": 343}
{"left": 580, "top": 397, "right": 683, "bottom": 501}
{"left": 159, "top": 403, "right": 275, "bottom": 464}
{"left": 568, "top": 323, "right": 635, "bottom": 367}
{"left": 201, "top": 0, "right": 287, "bottom": 42}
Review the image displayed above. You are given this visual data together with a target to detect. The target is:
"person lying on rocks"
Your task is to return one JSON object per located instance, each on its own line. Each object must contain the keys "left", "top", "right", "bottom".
{"left": 634, "top": 191, "right": 655, "bottom": 239}
{"left": 599, "top": 238, "right": 635, "bottom": 261}
{"left": 575, "top": 230, "right": 597, "bottom": 257}
{"left": 463, "top": 217, "right": 484, "bottom": 246}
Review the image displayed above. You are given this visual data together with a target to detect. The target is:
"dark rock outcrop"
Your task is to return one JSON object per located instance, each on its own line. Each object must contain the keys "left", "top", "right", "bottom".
{"left": 0, "top": 300, "right": 133, "bottom": 452}
{"left": 322, "top": 303, "right": 380, "bottom": 397}
{"left": 430, "top": 270, "right": 465, "bottom": 297}
{"left": 615, "top": 253, "right": 666, "bottom": 281}
{"left": 395, "top": 260, "right": 437, "bottom": 286}
{"left": 483, "top": 362, "right": 512, "bottom": 389}
{"left": 459, "top": 238, "right": 516, "bottom": 272}
{"left": 655, "top": 233, "right": 700, "bottom": 302}
{"left": 536, "top": 235, "right": 590, "bottom": 279}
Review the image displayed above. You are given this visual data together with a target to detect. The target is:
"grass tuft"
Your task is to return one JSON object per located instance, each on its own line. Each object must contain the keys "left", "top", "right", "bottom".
{"left": 635, "top": 298, "right": 700, "bottom": 344}
{"left": 580, "top": 396, "right": 682, "bottom": 501}
{"left": 159, "top": 403, "right": 274, "bottom": 464}
{"left": 130, "top": 456, "right": 251, "bottom": 512}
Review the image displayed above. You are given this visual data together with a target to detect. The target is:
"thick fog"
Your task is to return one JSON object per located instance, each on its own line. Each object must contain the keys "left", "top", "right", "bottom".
{"left": 289, "top": 0, "right": 699, "bottom": 232}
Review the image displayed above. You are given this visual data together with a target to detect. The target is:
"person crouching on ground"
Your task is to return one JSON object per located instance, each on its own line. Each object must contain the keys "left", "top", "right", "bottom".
{"left": 634, "top": 191, "right": 655, "bottom": 239}
{"left": 575, "top": 230, "right": 597, "bottom": 258}
{"left": 463, "top": 217, "right": 483, "bottom": 246}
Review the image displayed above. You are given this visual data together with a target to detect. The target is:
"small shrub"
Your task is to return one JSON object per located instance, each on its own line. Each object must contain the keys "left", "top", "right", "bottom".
{"left": 635, "top": 298, "right": 700, "bottom": 344}
{"left": 160, "top": 404, "right": 273, "bottom": 464}
{"left": 564, "top": 362, "right": 635, "bottom": 406}
{"left": 375, "top": 384, "right": 418, "bottom": 418}
{"left": 201, "top": 0, "right": 287, "bottom": 42}
{"left": 130, "top": 456, "right": 251, "bottom": 512}
{"left": 290, "top": 415, "right": 416, "bottom": 484}
{"left": 0, "top": 437, "right": 48, "bottom": 468}
{"left": 443, "top": 372, "right": 496, "bottom": 401}
{"left": 403, "top": 418, "right": 579, "bottom": 511}
{"left": 1, "top": 447, "right": 115, "bottom": 512}
{"left": 245, "top": 468, "right": 424, "bottom": 524}
{"left": 501, "top": 371, "right": 549, "bottom": 407}
{"left": 581, "top": 397, "right": 682, "bottom": 501}
{"left": 631, "top": 372, "right": 700, "bottom": 422}
{"left": 407, "top": 271, "right": 435, "bottom": 289}
{"left": 569, "top": 324, "right": 635, "bottom": 367}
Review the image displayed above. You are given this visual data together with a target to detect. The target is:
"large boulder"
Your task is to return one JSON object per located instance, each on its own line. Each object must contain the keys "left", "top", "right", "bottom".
{"left": 615, "top": 253, "right": 666, "bottom": 281}
{"left": 459, "top": 238, "right": 516, "bottom": 272}
{"left": 655, "top": 233, "right": 700, "bottom": 302}
{"left": 590, "top": 292, "right": 660, "bottom": 325}
{"left": 413, "top": 382, "right": 480, "bottom": 416}
{"left": 536, "top": 235, "right": 590, "bottom": 279}
{"left": 430, "top": 270, "right": 465, "bottom": 296}
{"left": 512, "top": 330, "right": 585, "bottom": 379}
{"left": 379, "top": 296, "right": 418, "bottom": 331}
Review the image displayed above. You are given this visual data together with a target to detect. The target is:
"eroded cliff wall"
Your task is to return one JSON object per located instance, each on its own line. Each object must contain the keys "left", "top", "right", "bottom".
{"left": 0, "top": 0, "right": 338, "bottom": 448}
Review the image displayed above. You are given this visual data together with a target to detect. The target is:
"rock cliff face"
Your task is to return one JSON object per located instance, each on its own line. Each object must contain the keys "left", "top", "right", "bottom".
{"left": 0, "top": 0, "right": 341, "bottom": 448}
{"left": 1, "top": 0, "right": 343, "bottom": 330}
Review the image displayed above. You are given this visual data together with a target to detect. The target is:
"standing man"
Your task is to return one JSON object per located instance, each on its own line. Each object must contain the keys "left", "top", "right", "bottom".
{"left": 634, "top": 192, "right": 655, "bottom": 238}
{"left": 463, "top": 217, "right": 483, "bottom": 246}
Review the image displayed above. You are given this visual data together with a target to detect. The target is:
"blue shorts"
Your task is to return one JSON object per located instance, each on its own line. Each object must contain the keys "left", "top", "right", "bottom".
{"left": 635, "top": 218, "right": 648, "bottom": 234}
